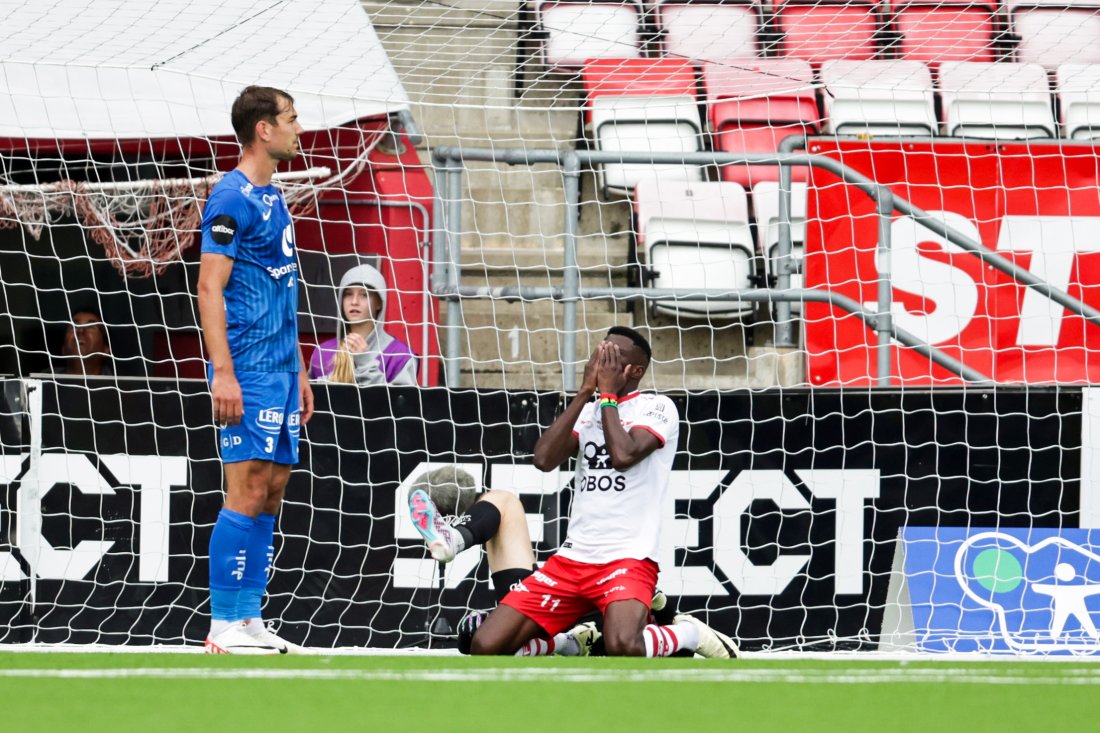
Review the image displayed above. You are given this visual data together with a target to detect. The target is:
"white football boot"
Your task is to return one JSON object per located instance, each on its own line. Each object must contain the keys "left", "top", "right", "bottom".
{"left": 204, "top": 623, "right": 283, "bottom": 655}
{"left": 408, "top": 488, "right": 460, "bottom": 563}
{"left": 241, "top": 619, "right": 306, "bottom": 655}
{"left": 674, "top": 614, "right": 740, "bottom": 659}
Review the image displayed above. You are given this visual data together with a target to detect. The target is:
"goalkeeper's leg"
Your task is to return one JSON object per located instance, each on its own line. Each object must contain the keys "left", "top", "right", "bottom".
{"left": 409, "top": 489, "right": 527, "bottom": 563}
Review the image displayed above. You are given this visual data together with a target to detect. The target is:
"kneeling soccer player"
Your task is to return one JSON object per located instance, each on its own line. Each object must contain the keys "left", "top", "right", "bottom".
{"left": 409, "top": 328, "right": 738, "bottom": 659}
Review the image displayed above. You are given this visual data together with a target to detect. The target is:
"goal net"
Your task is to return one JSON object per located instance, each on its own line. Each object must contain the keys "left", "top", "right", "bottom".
{"left": 2, "top": 0, "right": 1100, "bottom": 656}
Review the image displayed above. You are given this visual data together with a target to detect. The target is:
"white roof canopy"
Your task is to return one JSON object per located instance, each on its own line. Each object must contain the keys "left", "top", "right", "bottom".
{"left": 0, "top": 0, "right": 410, "bottom": 140}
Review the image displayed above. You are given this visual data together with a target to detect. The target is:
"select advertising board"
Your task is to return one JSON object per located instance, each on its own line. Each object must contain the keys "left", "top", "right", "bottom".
{"left": 0, "top": 379, "right": 1089, "bottom": 651}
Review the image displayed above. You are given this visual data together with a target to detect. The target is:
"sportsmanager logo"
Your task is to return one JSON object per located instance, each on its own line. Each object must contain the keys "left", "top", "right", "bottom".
{"left": 954, "top": 530, "right": 1100, "bottom": 653}
{"left": 266, "top": 262, "right": 298, "bottom": 281}
{"left": 256, "top": 408, "right": 284, "bottom": 434}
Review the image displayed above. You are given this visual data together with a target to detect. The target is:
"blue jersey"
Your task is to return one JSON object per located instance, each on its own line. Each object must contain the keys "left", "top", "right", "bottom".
{"left": 201, "top": 169, "right": 299, "bottom": 373}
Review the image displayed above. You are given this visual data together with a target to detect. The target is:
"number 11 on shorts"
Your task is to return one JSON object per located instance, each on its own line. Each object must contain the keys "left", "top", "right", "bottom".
{"left": 540, "top": 594, "right": 560, "bottom": 612}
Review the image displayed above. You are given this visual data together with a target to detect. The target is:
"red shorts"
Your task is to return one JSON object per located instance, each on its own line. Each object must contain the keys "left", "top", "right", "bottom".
{"left": 499, "top": 554, "right": 659, "bottom": 636}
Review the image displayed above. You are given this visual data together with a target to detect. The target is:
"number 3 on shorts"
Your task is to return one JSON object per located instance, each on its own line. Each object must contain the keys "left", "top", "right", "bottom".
{"left": 540, "top": 594, "right": 560, "bottom": 612}
{"left": 265, "top": 436, "right": 274, "bottom": 453}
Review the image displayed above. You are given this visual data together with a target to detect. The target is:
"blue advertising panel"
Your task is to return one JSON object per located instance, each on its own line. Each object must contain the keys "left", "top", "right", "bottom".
{"left": 904, "top": 527, "right": 1100, "bottom": 655}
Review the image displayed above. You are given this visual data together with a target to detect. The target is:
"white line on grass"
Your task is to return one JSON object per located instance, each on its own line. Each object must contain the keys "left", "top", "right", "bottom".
{"left": 3, "top": 667, "right": 1100, "bottom": 684}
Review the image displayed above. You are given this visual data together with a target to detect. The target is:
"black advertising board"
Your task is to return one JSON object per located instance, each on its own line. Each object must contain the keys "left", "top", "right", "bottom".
{"left": 0, "top": 379, "right": 1081, "bottom": 650}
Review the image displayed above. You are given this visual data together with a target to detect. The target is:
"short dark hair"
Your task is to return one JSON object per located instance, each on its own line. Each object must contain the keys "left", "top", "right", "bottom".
{"left": 231, "top": 86, "right": 294, "bottom": 146}
{"left": 606, "top": 326, "right": 652, "bottom": 364}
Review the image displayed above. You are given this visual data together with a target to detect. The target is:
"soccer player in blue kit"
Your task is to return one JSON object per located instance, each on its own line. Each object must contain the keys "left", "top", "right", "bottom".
{"left": 198, "top": 86, "right": 314, "bottom": 654}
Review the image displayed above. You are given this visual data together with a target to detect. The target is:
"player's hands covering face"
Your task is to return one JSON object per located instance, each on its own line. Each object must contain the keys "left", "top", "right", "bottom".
{"left": 596, "top": 341, "right": 630, "bottom": 395}
{"left": 580, "top": 346, "right": 600, "bottom": 394}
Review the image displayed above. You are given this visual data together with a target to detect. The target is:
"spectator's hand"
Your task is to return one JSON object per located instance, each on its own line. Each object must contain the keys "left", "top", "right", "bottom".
{"left": 345, "top": 333, "right": 367, "bottom": 354}
{"left": 580, "top": 344, "right": 601, "bottom": 395}
{"left": 596, "top": 342, "right": 628, "bottom": 395}
{"left": 211, "top": 370, "right": 243, "bottom": 426}
{"left": 299, "top": 371, "right": 314, "bottom": 425}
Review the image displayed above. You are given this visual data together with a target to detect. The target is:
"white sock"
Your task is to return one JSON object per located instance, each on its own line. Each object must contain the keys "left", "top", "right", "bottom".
{"left": 515, "top": 637, "right": 555, "bottom": 656}
{"left": 240, "top": 618, "right": 265, "bottom": 636}
{"left": 209, "top": 619, "right": 239, "bottom": 638}
{"left": 643, "top": 622, "right": 698, "bottom": 657}
{"left": 552, "top": 632, "right": 581, "bottom": 656}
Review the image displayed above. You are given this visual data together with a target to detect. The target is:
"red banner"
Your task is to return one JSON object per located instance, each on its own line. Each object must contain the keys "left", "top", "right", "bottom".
{"left": 804, "top": 140, "right": 1100, "bottom": 386}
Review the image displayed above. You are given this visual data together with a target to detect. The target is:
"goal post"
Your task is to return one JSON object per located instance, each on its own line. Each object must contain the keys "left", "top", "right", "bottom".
{"left": 3, "top": 0, "right": 1100, "bottom": 656}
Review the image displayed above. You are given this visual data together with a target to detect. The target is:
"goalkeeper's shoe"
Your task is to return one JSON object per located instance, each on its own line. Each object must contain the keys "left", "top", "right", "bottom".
{"left": 408, "top": 488, "right": 459, "bottom": 563}
{"left": 674, "top": 614, "right": 740, "bottom": 659}
{"left": 561, "top": 621, "right": 602, "bottom": 657}
{"left": 241, "top": 619, "right": 306, "bottom": 655}
{"left": 204, "top": 623, "right": 283, "bottom": 655}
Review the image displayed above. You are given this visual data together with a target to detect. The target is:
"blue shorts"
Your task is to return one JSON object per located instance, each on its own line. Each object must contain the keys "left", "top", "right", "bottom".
{"left": 209, "top": 369, "right": 300, "bottom": 465}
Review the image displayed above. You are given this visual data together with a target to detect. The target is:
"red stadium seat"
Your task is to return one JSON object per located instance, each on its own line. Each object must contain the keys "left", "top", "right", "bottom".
{"left": 539, "top": 0, "right": 643, "bottom": 68}
{"left": 892, "top": 0, "right": 999, "bottom": 65}
{"left": 775, "top": 0, "right": 881, "bottom": 64}
{"left": 582, "top": 58, "right": 700, "bottom": 106}
{"left": 655, "top": 0, "right": 762, "bottom": 63}
{"left": 702, "top": 59, "right": 819, "bottom": 186}
{"left": 1006, "top": 0, "right": 1100, "bottom": 69}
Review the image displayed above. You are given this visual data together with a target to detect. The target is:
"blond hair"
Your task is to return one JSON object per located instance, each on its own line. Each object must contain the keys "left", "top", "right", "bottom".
{"left": 327, "top": 340, "right": 356, "bottom": 383}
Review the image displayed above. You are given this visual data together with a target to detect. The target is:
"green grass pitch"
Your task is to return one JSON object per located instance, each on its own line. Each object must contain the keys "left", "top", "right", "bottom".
{"left": 1, "top": 652, "right": 1096, "bottom": 733}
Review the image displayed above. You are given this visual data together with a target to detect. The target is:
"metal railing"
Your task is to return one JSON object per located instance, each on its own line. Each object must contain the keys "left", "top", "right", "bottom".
{"left": 429, "top": 142, "right": 1100, "bottom": 391}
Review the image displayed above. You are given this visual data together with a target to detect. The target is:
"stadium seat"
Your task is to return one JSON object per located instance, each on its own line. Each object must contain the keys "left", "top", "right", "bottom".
{"left": 774, "top": 0, "right": 882, "bottom": 64}
{"left": 752, "top": 181, "right": 808, "bottom": 313}
{"left": 938, "top": 61, "right": 1056, "bottom": 138}
{"left": 821, "top": 60, "right": 937, "bottom": 135}
{"left": 656, "top": 0, "right": 762, "bottom": 63}
{"left": 583, "top": 59, "right": 705, "bottom": 196}
{"left": 1007, "top": 0, "right": 1100, "bottom": 69}
{"left": 633, "top": 178, "right": 756, "bottom": 318}
{"left": 1056, "top": 63, "right": 1100, "bottom": 139}
{"left": 891, "top": 0, "right": 999, "bottom": 65}
{"left": 539, "top": 1, "right": 643, "bottom": 67}
{"left": 702, "top": 59, "right": 819, "bottom": 186}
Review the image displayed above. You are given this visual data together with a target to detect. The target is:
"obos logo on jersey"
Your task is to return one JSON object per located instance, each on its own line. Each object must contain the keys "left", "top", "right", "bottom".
{"left": 903, "top": 527, "right": 1100, "bottom": 655}
{"left": 256, "top": 407, "right": 285, "bottom": 434}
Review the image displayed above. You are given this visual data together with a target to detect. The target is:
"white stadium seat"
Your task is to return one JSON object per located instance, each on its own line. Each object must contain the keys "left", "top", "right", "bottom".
{"left": 657, "top": 1, "right": 760, "bottom": 63}
{"left": 633, "top": 178, "right": 755, "bottom": 319}
{"left": 1057, "top": 64, "right": 1100, "bottom": 140}
{"left": 591, "top": 95, "right": 706, "bottom": 196}
{"left": 939, "top": 61, "right": 1056, "bottom": 139}
{"left": 1006, "top": 0, "right": 1100, "bottom": 70}
{"left": 821, "top": 60, "right": 937, "bottom": 136}
{"left": 540, "top": 1, "right": 642, "bottom": 68}
{"left": 752, "top": 181, "right": 808, "bottom": 314}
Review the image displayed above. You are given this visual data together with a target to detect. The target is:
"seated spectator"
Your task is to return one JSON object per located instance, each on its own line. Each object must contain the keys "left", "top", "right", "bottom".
{"left": 58, "top": 310, "right": 113, "bottom": 377}
{"left": 309, "top": 264, "right": 417, "bottom": 386}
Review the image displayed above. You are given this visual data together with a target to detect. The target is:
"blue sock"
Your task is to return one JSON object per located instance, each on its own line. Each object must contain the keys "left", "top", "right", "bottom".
{"left": 209, "top": 508, "right": 254, "bottom": 622}
{"left": 238, "top": 513, "right": 276, "bottom": 620}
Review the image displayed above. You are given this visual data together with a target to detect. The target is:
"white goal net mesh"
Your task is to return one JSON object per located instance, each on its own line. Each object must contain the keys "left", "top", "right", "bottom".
{"left": 1, "top": 0, "right": 1100, "bottom": 656}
